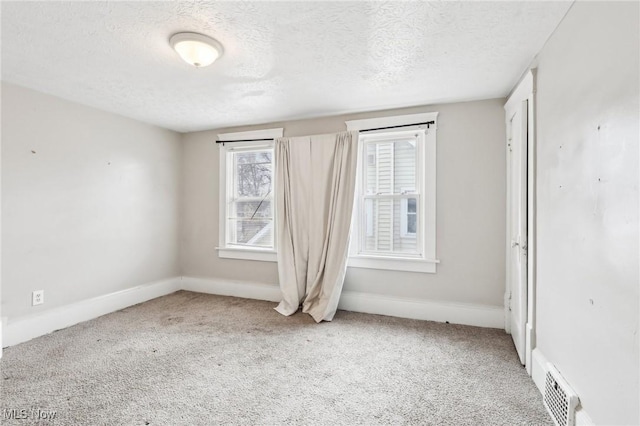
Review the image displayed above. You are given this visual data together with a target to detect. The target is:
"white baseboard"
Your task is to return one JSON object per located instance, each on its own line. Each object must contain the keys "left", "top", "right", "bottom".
{"left": 3, "top": 277, "right": 180, "bottom": 348}
{"left": 180, "top": 276, "right": 281, "bottom": 302}
{"left": 531, "top": 348, "right": 594, "bottom": 426}
{"left": 338, "top": 291, "right": 504, "bottom": 329}
{"left": 181, "top": 276, "right": 503, "bottom": 329}
{"left": 575, "top": 408, "right": 595, "bottom": 426}
{"left": 3, "top": 275, "right": 504, "bottom": 349}
{"left": 531, "top": 348, "right": 548, "bottom": 393}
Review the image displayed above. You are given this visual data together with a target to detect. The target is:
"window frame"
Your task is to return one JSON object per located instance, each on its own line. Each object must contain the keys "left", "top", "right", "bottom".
{"left": 356, "top": 130, "right": 424, "bottom": 258}
{"left": 217, "top": 128, "right": 282, "bottom": 262}
{"left": 346, "top": 112, "right": 439, "bottom": 273}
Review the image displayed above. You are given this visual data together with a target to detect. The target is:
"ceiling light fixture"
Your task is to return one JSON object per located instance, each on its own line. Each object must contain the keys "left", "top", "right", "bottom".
{"left": 169, "top": 32, "right": 223, "bottom": 68}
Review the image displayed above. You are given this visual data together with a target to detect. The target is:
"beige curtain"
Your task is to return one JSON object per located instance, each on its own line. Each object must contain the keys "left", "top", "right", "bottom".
{"left": 274, "top": 131, "right": 358, "bottom": 322}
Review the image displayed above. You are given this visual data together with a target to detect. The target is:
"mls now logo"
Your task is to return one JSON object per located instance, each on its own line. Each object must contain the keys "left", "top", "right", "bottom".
{"left": 2, "top": 409, "right": 28, "bottom": 420}
{"left": 2, "top": 408, "right": 57, "bottom": 420}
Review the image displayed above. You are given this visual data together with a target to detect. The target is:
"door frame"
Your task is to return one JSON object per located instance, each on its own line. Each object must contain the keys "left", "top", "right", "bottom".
{"left": 504, "top": 69, "right": 536, "bottom": 374}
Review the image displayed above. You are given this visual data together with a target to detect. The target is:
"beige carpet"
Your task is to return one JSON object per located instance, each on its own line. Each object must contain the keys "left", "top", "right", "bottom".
{"left": 1, "top": 291, "right": 551, "bottom": 425}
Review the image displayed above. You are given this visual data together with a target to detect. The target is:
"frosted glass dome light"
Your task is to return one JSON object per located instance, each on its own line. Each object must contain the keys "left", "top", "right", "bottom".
{"left": 170, "top": 32, "right": 223, "bottom": 68}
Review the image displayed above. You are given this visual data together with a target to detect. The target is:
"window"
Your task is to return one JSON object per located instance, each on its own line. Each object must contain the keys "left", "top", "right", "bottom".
{"left": 227, "top": 148, "right": 274, "bottom": 248}
{"left": 359, "top": 132, "right": 421, "bottom": 255}
{"left": 218, "top": 128, "right": 282, "bottom": 262}
{"left": 346, "top": 112, "right": 438, "bottom": 273}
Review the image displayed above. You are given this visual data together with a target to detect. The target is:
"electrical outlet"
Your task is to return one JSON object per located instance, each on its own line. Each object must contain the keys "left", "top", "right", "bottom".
{"left": 32, "top": 290, "right": 44, "bottom": 306}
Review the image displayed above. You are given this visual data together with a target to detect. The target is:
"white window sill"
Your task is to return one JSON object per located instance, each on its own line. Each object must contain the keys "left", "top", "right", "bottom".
{"left": 217, "top": 247, "right": 277, "bottom": 262}
{"left": 348, "top": 255, "right": 439, "bottom": 273}
{"left": 216, "top": 248, "right": 438, "bottom": 273}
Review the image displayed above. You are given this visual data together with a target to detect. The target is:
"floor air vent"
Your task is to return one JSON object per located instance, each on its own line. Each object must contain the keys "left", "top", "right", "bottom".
{"left": 543, "top": 364, "right": 580, "bottom": 426}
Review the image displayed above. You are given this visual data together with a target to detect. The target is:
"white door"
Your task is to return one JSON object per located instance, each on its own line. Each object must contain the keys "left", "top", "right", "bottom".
{"left": 506, "top": 100, "right": 528, "bottom": 364}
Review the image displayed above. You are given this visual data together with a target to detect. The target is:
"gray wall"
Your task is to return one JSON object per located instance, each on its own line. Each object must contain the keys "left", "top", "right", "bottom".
{"left": 533, "top": 2, "right": 639, "bottom": 424}
{"left": 181, "top": 99, "right": 507, "bottom": 307}
{"left": 1, "top": 83, "right": 182, "bottom": 319}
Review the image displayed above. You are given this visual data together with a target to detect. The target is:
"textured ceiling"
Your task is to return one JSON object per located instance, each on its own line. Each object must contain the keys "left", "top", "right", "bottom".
{"left": 1, "top": 1, "right": 572, "bottom": 132}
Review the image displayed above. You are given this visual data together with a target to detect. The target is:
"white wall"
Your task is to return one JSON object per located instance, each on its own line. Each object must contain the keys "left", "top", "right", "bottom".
{"left": 1, "top": 83, "right": 182, "bottom": 320}
{"left": 533, "top": 2, "right": 639, "bottom": 424}
{"left": 181, "top": 99, "right": 507, "bottom": 308}
{"left": 0, "top": 83, "right": 3, "bottom": 356}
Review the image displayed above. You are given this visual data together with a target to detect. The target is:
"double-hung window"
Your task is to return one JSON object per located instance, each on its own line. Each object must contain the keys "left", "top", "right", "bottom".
{"left": 346, "top": 113, "right": 438, "bottom": 273}
{"left": 217, "top": 128, "right": 282, "bottom": 262}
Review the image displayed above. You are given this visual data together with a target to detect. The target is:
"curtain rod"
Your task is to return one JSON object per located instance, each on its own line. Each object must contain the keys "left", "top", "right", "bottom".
{"left": 215, "top": 120, "right": 435, "bottom": 144}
